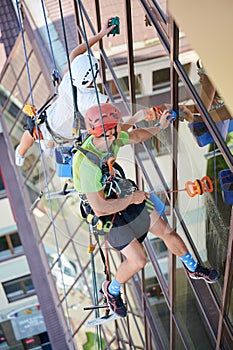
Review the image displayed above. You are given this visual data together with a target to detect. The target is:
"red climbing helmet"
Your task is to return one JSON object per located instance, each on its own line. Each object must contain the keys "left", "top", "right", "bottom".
{"left": 85, "top": 103, "right": 122, "bottom": 137}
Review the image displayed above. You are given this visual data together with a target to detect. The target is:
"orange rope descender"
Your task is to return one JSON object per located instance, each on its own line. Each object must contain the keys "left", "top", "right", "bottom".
{"left": 106, "top": 156, "right": 116, "bottom": 175}
{"left": 185, "top": 176, "right": 213, "bottom": 198}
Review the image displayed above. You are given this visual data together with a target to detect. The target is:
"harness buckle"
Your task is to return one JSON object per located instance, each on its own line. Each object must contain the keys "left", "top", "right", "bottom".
{"left": 86, "top": 214, "right": 103, "bottom": 231}
{"left": 103, "top": 221, "right": 113, "bottom": 232}
{"left": 23, "top": 104, "right": 37, "bottom": 118}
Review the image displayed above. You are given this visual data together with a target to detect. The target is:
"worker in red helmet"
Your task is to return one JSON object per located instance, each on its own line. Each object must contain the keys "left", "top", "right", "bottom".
{"left": 85, "top": 103, "right": 122, "bottom": 137}
{"left": 73, "top": 103, "right": 220, "bottom": 318}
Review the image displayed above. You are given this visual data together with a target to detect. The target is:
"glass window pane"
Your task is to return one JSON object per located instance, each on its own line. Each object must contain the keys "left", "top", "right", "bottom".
{"left": 174, "top": 327, "right": 186, "bottom": 350}
{"left": 11, "top": 232, "right": 22, "bottom": 249}
{"left": 3, "top": 276, "right": 35, "bottom": 302}
{"left": 151, "top": 297, "right": 170, "bottom": 347}
{"left": 0, "top": 233, "right": 23, "bottom": 258}
{"left": 0, "top": 236, "right": 11, "bottom": 259}
{"left": 0, "top": 236, "right": 8, "bottom": 251}
{"left": 4, "top": 282, "right": 23, "bottom": 301}
{"left": 153, "top": 68, "right": 170, "bottom": 90}
{"left": 175, "top": 269, "right": 214, "bottom": 349}
{"left": 0, "top": 173, "right": 5, "bottom": 191}
{"left": 24, "top": 278, "right": 35, "bottom": 292}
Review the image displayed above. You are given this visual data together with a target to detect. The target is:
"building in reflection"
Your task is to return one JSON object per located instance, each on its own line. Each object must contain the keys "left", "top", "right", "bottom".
{"left": 0, "top": 1, "right": 232, "bottom": 349}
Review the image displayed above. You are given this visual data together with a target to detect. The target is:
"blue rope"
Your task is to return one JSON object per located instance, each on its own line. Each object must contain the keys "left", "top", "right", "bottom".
{"left": 57, "top": 0, "right": 83, "bottom": 136}
{"left": 77, "top": 0, "right": 110, "bottom": 153}
{"left": 16, "top": 0, "right": 34, "bottom": 106}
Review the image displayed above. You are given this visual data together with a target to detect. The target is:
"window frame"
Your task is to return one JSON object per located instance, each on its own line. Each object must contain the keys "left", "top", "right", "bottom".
{"left": 0, "top": 231, "right": 23, "bottom": 261}
{"left": 2, "top": 274, "right": 35, "bottom": 302}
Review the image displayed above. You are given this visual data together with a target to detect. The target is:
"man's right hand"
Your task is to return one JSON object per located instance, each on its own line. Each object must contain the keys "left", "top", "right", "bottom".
{"left": 131, "top": 190, "right": 148, "bottom": 204}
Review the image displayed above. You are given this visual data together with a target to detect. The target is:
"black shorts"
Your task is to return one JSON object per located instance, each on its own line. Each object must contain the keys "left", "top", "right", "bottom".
{"left": 114, "top": 232, "right": 148, "bottom": 251}
{"left": 104, "top": 202, "right": 151, "bottom": 250}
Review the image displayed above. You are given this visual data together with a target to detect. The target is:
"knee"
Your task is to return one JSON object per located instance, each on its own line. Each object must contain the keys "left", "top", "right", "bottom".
{"left": 136, "top": 254, "right": 147, "bottom": 270}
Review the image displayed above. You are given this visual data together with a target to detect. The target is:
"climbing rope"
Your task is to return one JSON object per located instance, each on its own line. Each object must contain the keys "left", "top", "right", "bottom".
{"left": 75, "top": 2, "right": 117, "bottom": 316}
{"left": 40, "top": 0, "right": 62, "bottom": 90}
{"left": 87, "top": 227, "right": 103, "bottom": 348}
{"left": 77, "top": 0, "right": 110, "bottom": 153}
{"left": 57, "top": 0, "right": 83, "bottom": 136}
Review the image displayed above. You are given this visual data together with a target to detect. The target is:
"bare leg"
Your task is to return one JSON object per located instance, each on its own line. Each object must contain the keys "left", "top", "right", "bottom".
{"left": 115, "top": 210, "right": 188, "bottom": 284}
{"left": 149, "top": 210, "right": 188, "bottom": 256}
{"left": 18, "top": 130, "right": 34, "bottom": 156}
{"left": 115, "top": 239, "right": 147, "bottom": 284}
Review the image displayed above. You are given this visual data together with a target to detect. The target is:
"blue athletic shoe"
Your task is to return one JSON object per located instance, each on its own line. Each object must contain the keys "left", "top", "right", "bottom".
{"left": 102, "top": 280, "right": 127, "bottom": 317}
{"left": 187, "top": 264, "right": 220, "bottom": 284}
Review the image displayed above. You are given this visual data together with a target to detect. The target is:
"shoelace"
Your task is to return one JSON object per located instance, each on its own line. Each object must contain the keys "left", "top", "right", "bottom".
{"left": 108, "top": 293, "right": 123, "bottom": 305}
{"left": 196, "top": 265, "right": 213, "bottom": 277}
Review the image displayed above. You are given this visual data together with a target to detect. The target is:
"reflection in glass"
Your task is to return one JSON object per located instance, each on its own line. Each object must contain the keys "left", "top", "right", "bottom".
{"left": 175, "top": 268, "right": 214, "bottom": 349}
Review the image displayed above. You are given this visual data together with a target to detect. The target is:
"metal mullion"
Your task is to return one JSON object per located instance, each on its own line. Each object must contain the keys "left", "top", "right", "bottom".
{"left": 133, "top": 70, "right": 225, "bottom": 350}
{"left": 140, "top": 268, "right": 149, "bottom": 349}
{"left": 125, "top": 0, "right": 136, "bottom": 112}
{"left": 216, "top": 207, "right": 233, "bottom": 349}
{"left": 151, "top": 0, "right": 167, "bottom": 23}
{"left": 169, "top": 17, "right": 179, "bottom": 350}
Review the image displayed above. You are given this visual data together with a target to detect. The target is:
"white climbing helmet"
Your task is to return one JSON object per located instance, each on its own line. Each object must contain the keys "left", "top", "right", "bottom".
{"left": 71, "top": 54, "right": 99, "bottom": 88}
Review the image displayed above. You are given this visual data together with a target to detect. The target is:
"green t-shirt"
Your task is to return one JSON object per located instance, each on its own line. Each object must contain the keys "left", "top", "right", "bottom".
{"left": 72, "top": 131, "right": 130, "bottom": 193}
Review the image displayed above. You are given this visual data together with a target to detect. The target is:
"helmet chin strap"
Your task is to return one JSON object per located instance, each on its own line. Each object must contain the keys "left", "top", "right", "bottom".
{"left": 113, "top": 126, "right": 118, "bottom": 140}
{"left": 98, "top": 126, "right": 118, "bottom": 139}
